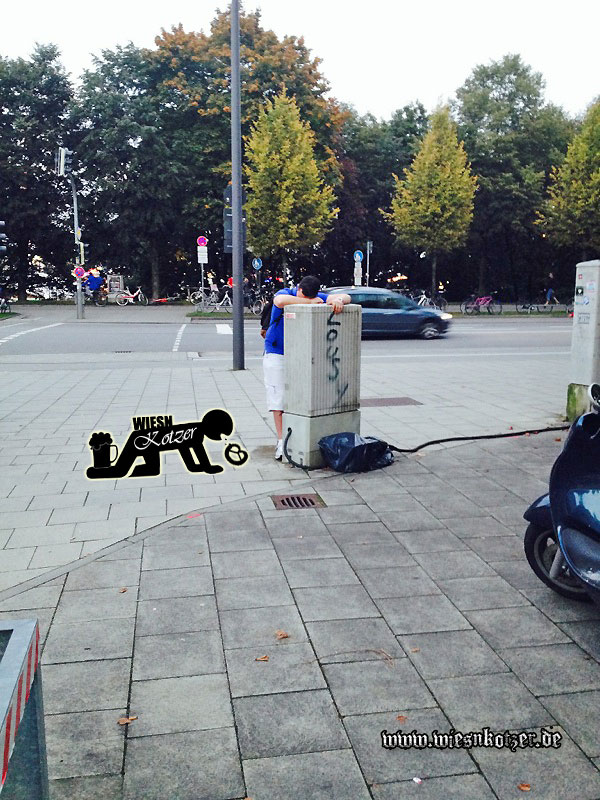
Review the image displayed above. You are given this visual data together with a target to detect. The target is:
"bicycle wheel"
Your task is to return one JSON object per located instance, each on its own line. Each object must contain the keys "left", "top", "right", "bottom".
{"left": 460, "top": 298, "right": 473, "bottom": 314}
{"left": 190, "top": 291, "right": 204, "bottom": 305}
{"left": 464, "top": 301, "right": 479, "bottom": 315}
{"left": 96, "top": 293, "right": 108, "bottom": 307}
{"left": 515, "top": 302, "right": 530, "bottom": 313}
{"left": 250, "top": 300, "right": 262, "bottom": 315}
{"left": 488, "top": 300, "right": 502, "bottom": 314}
{"left": 115, "top": 292, "right": 129, "bottom": 306}
{"left": 138, "top": 292, "right": 149, "bottom": 306}
{"left": 435, "top": 296, "right": 448, "bottom": 312}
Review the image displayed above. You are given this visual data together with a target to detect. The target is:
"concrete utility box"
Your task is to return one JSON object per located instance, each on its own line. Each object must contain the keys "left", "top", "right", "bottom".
{"left": 0, "top": 620, "right": 49, "bottom": 800}
{"left": 568, "top": 260, "right": 600, "bottom": 420}
{"left": 283, "top": 303, "right": 361, "bottom": 468}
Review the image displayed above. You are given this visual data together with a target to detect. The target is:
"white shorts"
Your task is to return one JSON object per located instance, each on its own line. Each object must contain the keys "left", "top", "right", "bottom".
{"left": 263, "top": 353, "right": 285, "bottom": 411}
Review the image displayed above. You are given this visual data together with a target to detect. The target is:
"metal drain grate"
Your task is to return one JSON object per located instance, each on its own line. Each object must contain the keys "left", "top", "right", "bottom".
{"left": 114, "top": 351, "right": 132, "bottom": 353}
{"left": 271, "top": 493, "right": 325, "bottom": 510}
{"left": 360, "top": 396, "right": 422, "bottom": 407}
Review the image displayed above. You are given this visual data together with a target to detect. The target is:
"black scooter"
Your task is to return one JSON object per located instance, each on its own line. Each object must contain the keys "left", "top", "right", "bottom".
{"left": 524, "top": 383, "right": 600, "bottom": 605}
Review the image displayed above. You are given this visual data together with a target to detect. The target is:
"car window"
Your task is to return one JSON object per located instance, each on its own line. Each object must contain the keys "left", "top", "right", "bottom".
{"left": 348, "top": 293, "right": 381, "bottom": 308}
{"left": 382, "top": 294, "right": 412, "bottom": 309}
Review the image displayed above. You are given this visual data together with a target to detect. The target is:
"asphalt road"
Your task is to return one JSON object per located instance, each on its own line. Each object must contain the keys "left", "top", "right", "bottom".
{"left": 0, "top": 305, "right": 572, "bottom": 362}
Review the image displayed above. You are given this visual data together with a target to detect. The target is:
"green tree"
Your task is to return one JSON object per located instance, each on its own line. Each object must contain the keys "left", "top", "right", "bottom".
{"left": 244, "top": 90, "right": 337, "bottom": 262}
{"left": 383, "top": 107, "right": 476, "bottom": 295}
{"left": 455, "top": 54, "right": 575, "bottom": 296}
{"left": 0, "top": 45, "right": 73, "bottom": 299}
{"left": 538, "top": 100, "right": 600, "bottom": 258}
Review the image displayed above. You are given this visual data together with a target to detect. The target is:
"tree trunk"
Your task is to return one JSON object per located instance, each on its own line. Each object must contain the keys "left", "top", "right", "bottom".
{"left": 431, "top": 253, "right": 437, "bottom": 299}
{"left": 150, "top": 248, "right": 160, "bottom": 299}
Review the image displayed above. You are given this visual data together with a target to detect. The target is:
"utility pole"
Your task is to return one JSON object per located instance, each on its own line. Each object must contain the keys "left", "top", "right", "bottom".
{"left": 230, "top": 0, "right": 244, "bottom": 370}
{"left": 56, "top": 147, "right": 84, "bottom": 319}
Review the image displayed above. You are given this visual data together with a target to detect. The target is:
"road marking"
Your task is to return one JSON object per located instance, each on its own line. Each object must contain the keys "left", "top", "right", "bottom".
{"left": 0, "top": 322, "right": 64, "bottom": 346}
{"left": 216, "top": 324, "right": 233, "bottom": 335}
{"left": 172, "top": 324, "right": 187, "bottom": 352}
{"left": 361, "top": 350, "right": 568, "bottom": 359}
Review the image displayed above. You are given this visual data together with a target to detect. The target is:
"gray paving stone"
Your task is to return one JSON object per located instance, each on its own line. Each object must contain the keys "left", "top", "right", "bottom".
{"left": 48, "top": 775, "right": 123, "bottom": 800}
{"left": 98, "top": 543, "right": 144, "bottom": 562}
{"left": 293, "top": 585, "right": 380, "bottom": 621}
{"left": 225, "top": 641, "right": 326, "bottom": 697}
{"left": 467, "top": 534, "right": 525, "bottom": 561}
{"left": 411, "top": 491, "right": 486, "bottom": 518}
{"left": 438, "top": 575, "right": 529, "bottom": 610}
{"left": 272, "top": 534, "right": 343, "bottom": 560}
{"left": 540, "top": 691, "right": 600, "bottom": 757}
{"left": 43, "top": 659, "right": 130, "bottom": 714}
{"left": 357, "top": 565, "right": 440, "bottom": 599}
{"left": 53, "top": 587, "right": 137, "bottom": 624}
{"left": 64, "top": 560, "right": 140, "bottom": 591}
{"left": 129, "top": 674, "right": 233, "bottom": 736}
{"left": 282, "top": 557, "right": 359, "bottom": 588}
{"left": 474, "top": 725, "right": 600, "bottom": 800}
{"left": 328, "top": 522, "right": 398, "bottom": 546}
{"left": 123, "top": 728, "right": 244, "bottom": 800}
{"left": 391, "top": 528, "right": 467, "bottom": 553}
{"left": 340, "top": 542, "right": 415, "bottom": 569}
{"left": 324, "top": 658, "right": 435, "bottom": 715}
{"left": 414, "top": 550, "right": 496, "bottom": 580}
{"left": 500, "top": 643, "right": 600, "bottom": 696}
{"left": 344, "top": 708, "right": 476, "bottom": 784}
{"left": 264, "top": 515, "right": 329, "bottom": 538}
{"left": 136, "top": 596, "right": 218, "bottom": 636}
{"left": 377, "top": 595, "right": 471, "bottom": 635}
{"left": 521, "top": 587, "right": 600, "bottom": 622}
{"left": 207, "top": 527, "right": 272, "bottom": 552}
{"left": 488, "top": 504, "right": 530, "bottom": 528}
{"left": 0, "top": 583, "right": 63, "bottom": 610}
{"left": 490, "top": 558, "right": 552, "bottom": 591}
{"left": 133, "top": 630, "right": 225, "bottom": 680}
{"left": 465, "top": 606, "right": 569, "bottom": 648}
{"left": 45, "top": 709, "right": 125, "bottom": 779}
{"left": 443, "top": 516, "right": 513, "bottom": 538}
{"left": 307, "top": 618, "right": 404, "bottom": 664}
{"left": 371, "top": 774, "right": 497, "bottom": 800}
{"left": 234, "top": 689, "right": 349, "bottom": 759}
{"left": 211, "top": 549, "right": 283, "bottom": 579}
{"left": 243, "top": 749, "right": 371, "bottom": 800}
{"left": 399, "top": 629, "right": 508, "bottom": 679}
{"left": 139, "top": 566, "right": 213, "bottom": 600}
{"left": 141, "top": 543, "right": 209, "bottom": 570}
{"left": 220, "top": 605, "right": 308, "bottom": 649}
{"left": 204, "top": 508, "right": 265, "bottom": 532}
{"left": 379, "top": 508, "right": 444, "bottom": 531}
{"left": 42, "top": 619, "right": 136, "bottom": 664}
{"left": 215, "top": 574, "right": 293, "bottom": 610}
{"left": 430, "top": 672, "right": 554, "bottom": 731}
{"left": 318, "top": 504, "right": 379, "bottom": 525}
{"left": 559, "top": 620, "right": 600, "bottom": 659}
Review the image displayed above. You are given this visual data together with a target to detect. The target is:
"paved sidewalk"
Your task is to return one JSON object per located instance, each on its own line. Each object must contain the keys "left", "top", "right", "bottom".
{"left": 1, "top": 431, "right": 599, "bottom": 799}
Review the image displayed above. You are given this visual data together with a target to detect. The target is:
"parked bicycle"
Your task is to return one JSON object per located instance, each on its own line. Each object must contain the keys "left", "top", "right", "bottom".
{"left": 83, "top": 286, "right": 108, "bottom": 306}
{"left": 411, "top": 289, "right": 448, "bottom": 312}
{"left": 115, "top": 286, "right": 148, "bottom": 306}
{"left": 462, "top": 291, "right": 502, "bottom": 314}
{"left": 515, "top": 293, "right": 574, "bottom": 315}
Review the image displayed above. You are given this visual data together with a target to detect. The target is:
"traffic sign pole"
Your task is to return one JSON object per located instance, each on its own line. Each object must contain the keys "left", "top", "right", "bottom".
{"left": 353, "top": 250, "right": 364, "bottom": 287}
{"left": 230, "top": 0, "right": 245, "bottom": 370}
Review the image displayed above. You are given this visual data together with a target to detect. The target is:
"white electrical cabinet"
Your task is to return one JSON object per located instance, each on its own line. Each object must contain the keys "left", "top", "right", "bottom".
{"left": 283, "top": 304, "right": 361, "bottom": 467}
{"left": 568, "top": 260, "right": 600, "bottom": 418}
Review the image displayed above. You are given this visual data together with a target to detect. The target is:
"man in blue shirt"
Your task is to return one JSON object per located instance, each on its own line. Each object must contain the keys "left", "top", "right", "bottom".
{"left": 263, "top": 275, "right": 351, "bottom": 460}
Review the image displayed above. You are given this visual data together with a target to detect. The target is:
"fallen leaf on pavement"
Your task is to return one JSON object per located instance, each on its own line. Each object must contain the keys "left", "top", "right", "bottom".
{"left": 275, "top": 630, "right": 289, "bottom": 640}
{"left": 555, "top": 438, "right": 561, "bottom": 442}
{"left": 412, "top": 777, "right": 422, "bottom": 784}
{"left": 518, "top": 784, "right": 531, "bottom": 792}
{"left": 119, "top": 588, "right": 128, "bottom": 593}
{"left": 187, "top": 513, "right": 203, "bottom": 518}
{"left": 117, "top": 716, "right": 138, "bottom": 725}
{"left": 410, "top": 647, "right": 420, "bottom": 653}
{"left": 396, "top": 715, "right": 407, "bottom": 723}
{"left": 255, "top": 655, "right": 269, "bottom": 662}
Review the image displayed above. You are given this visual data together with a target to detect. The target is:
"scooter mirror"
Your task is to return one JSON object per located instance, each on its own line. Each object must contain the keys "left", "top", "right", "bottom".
{"left": 588, "top": 383, "right": 600, "bottom": 409}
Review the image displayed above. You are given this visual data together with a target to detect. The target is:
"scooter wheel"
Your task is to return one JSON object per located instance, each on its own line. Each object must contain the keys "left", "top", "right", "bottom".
{"left": 523, "top": 523, "right": 590, "bottom": 602}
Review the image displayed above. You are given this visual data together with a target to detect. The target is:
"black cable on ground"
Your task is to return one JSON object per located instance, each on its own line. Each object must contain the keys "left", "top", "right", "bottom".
{"left": 388, "top": 424, "right": 570, "bottom": 455}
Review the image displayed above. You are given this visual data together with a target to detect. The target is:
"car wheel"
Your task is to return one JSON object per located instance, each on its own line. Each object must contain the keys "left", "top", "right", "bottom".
{"left": 419, "top": 321, "right": 441, "bottom": 339}
{"left": 523, "top": 523, "right": 590, "bottom": 601}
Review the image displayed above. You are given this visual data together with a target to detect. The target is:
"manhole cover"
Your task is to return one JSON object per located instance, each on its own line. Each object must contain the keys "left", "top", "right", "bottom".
{"left": 271, "top": 494, "right": 325, "bottom": 510}
{"left": 360, "top": 397, "right": 422, "bottom": 407}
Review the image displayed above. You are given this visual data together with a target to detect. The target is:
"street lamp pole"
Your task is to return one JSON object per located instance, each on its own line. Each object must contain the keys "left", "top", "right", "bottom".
{"left": 70, "top": 174, "right": 84, "bottom": 320}
{"left": 230, "top": 0, "right": 244, "bottom": 370}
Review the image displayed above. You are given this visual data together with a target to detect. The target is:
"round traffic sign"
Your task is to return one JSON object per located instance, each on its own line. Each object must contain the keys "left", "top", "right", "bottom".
{"left": 252, "top": 257, "right": 263, "bottom": 270}
{"left": 197, "top": 235, "right": 208, "bottom": 246}
{"left": 353, "top": 250, "right": 364, "bottom": 262}
{"left": 73, "top": 266, "right": 86, "bottom": 278}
